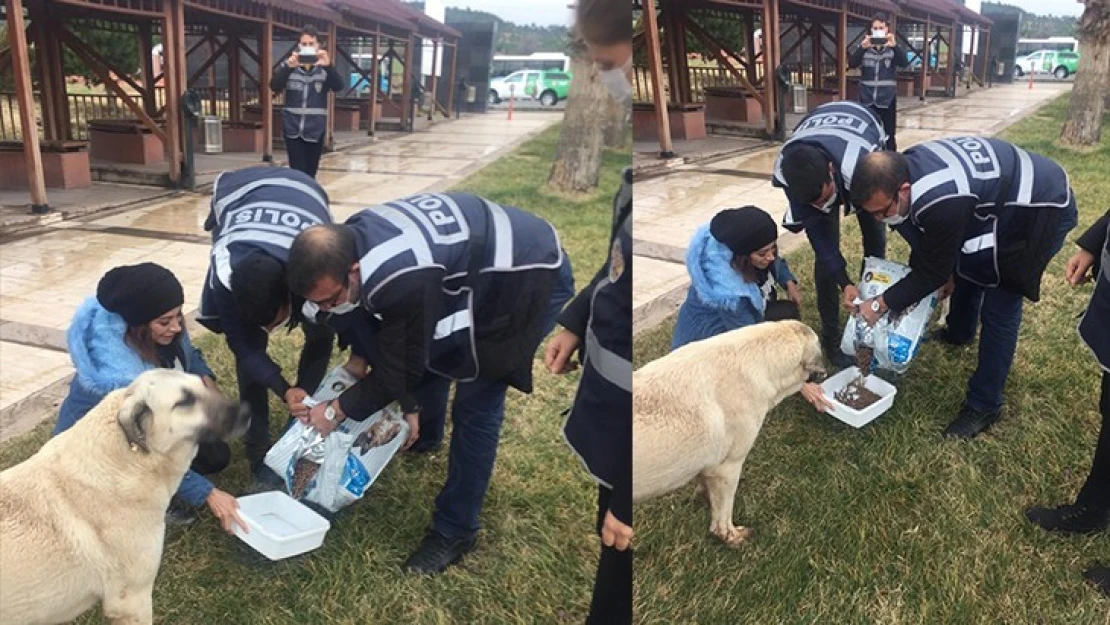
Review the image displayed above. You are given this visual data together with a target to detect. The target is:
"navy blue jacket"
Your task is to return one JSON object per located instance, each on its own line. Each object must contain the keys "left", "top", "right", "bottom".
{"left": 270, "top": 63, "right": 344, "bottom": 142}
{"left": 561, "top": 168, "right": 632, "bottom": 525}
{"left": 772, "top": 101, "right": 886, "bottom": 287}
{"left": 1078, "top": 211, "right": 1110, "bottom": 371}
{"left": 849, "top": 43, "right": 908, "bottom": 108}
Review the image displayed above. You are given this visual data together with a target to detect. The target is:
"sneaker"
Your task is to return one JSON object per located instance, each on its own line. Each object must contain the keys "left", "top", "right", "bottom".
{"left": 1025, "top": 503, "right": 1110, "bottom": 535}
{"left": 1083, "top": 564, "right": 1110, "bottom": 596}
{"left": 942, "top": 405, "right": 1002, "bottom": 439}
{"left": 402, "top": 529, "right": 477, "bottom": 575}
{"left": 165, "top": 497, "right": 198, "bottom": 526}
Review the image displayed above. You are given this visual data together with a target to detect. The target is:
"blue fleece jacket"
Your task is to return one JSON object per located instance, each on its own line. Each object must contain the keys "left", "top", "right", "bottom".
{"left": 54, "top": 297, "right": 217, "bottom": 506}
{"left": 672, "top": 225, "right": 796, "bottom": 350}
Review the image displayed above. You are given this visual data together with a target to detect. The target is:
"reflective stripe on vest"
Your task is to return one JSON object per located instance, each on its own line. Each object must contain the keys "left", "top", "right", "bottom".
{"left": 213, "top": 177, "right": 328, "bottom": 226}
{"left": 284, "top": 107, "right": 329, "bottom": 116}
{"left": 584, "top": 276, "right": 632, "bottom": 393}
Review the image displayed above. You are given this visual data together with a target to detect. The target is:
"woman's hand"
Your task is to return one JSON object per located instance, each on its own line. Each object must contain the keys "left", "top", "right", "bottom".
{"left": 544, "top": 329, "right": 581, "bottom": 374}
{"left": 206, "top": 488, "right": 247, "bottom": 535}
{"left": 786, "top": 281, "right": 803, "bottom": 309}
{"left": 601, "top": 511, "right": 633, "bottom": 551}
{"left": 1066, "top": 249, "right": 1096, "bottom": 286}
{"left": 800, "top": 382, "right": 834, "bottom": 413}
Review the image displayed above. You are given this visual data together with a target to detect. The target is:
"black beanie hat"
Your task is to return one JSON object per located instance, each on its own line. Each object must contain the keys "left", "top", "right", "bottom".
{"left": 96, "top": 262, "right": 185, "bottom": 327}
{"left": 709, "top": 206, "right": 778, "bottom": 257}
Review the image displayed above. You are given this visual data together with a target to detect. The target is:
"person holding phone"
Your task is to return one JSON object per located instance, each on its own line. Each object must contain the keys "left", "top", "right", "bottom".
{"left": 269, "top": 25, "right": 345, "bottom": 178}
{"left": 848, "top": 13, "right": 908, "bottom": 150}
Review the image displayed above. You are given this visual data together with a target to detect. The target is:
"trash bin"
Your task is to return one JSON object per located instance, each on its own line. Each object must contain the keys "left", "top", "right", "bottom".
{"left": 201, "top": 116, "right": 223, "bottom": 154}
{"left": 466, "top": 85, "right": 477, "bottom": 103}
{"left": 790, "top": 83, "right": 808, "bottom": 114}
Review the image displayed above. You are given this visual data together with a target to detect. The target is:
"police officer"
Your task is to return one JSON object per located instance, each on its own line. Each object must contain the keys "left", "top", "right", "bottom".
{"left": 772, "top": 100, "right": 889, "bottom": 365}
{"left": 848, "top": 13, "right": 908, "bottom": 150}
{"left": 285, "top": 192, "right": 575, "bottom": 575}
{"left": 1024, "top": 209, "right": 1110, "bottom": 595}
{"left": 850, "top": 137, "right": 1079, "bottom": 439}
{"left": 196, "top": 166, "right": 337, "bottom": 486}
{"left": 269, "top": 25, "right": 345, "bottom": 178}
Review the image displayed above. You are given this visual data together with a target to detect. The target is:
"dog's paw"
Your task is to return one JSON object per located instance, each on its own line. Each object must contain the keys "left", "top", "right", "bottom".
{"left": 712, "top": 524, "right": 754, "bottom": 547}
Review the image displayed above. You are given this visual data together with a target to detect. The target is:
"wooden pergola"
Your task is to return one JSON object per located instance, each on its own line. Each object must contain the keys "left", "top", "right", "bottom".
{"left": 2, "top": 0, "right": 459, "bottom": 212}
{"left": 635, "top": 0, "right": 991, "bottom": 157}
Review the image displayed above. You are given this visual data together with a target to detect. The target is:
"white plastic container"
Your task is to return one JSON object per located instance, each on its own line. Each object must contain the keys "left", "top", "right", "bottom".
{"left": 819, "top": 367, "right": 898, "bottom": 428}
{"left": 233, "top": 491, "right": 331, "bottom": 561}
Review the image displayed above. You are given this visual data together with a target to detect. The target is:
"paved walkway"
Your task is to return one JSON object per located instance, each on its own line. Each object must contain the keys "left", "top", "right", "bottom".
{"left": 632, "top": 82, "right": 1073, "bottom": 335}
{"left": 0, "top": 112, "right": 562, "bottom": 442}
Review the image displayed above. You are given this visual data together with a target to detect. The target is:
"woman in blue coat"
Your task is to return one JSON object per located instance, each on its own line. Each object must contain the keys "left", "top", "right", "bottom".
{"left": 54, "top": 263, "right": 245, "bottom": 533}
{"left": 1024, "top": 210, "right": 1110, "bottom": 595}
{"left": 672, "top": 206, "right": 832, "bottom": 412}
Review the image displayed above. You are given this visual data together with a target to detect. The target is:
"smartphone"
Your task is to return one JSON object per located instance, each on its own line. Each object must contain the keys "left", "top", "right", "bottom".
{"left": 298, "top": 46, "right": 318, "bottom": 66}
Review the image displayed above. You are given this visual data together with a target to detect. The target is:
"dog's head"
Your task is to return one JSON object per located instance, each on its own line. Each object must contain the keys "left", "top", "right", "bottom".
{"left": 780, "top": 319, "right": 827, "bottom": 384}
{"left": 116, "top": 370, "right": 251, "bottom": 454}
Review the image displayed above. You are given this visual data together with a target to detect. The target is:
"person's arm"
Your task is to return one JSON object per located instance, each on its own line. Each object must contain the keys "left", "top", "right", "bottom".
{"left": 849, "top": 45, "right": 866, "bottom": 69}
{"left": 335, "top": 271, "right": 442, "bottom": 420}
{"left": 181, "top": 331, "right": 216, "bottom": 381}
{"left": 717, "top": 298, "right": 761, "bottom": 331}
{"left": 176, "top": 470, "right": 214, "bottom": 507}
{"left": 324, "top": 65, "right": 346, "bottom": 92}
{"left": 212, "top": 282, "right": 291, "bottom": 398}
{"left": 773, "top": 257, "right": 797, "bottom": 288}
{"left": 270, "top": 65, "right": 293, "bottom": 93}
{"left": 802, "top": 212, "right": 853, "bottom": 289}
{"left": 558, "top": 265, "right": 606, "bottom": 339}
{"left": 892, "top": 44, "right": 910, "bottom": 68}
{"left": 883, "top": 198, "right": 976, "bottom": 313}
{"left": 1077, "top": 211, "right": 1110, "bottom": 255}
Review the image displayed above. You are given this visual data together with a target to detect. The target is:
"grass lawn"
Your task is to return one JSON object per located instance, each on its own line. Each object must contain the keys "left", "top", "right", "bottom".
{"left": 633, "top": 95, "right": 1110, "bottom": 623}
{"left": 0, "top": 125, "right": 627, "bottom": 624}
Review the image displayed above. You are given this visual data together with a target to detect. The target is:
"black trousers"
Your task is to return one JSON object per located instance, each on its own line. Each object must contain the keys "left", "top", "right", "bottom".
{"left": 586, "top": 486, "right": 632, "bottom": 625}
{"left": 867, "top": 100, "right": 898, "bottom": 151}
{"left": 241, "top": 322, "right": 336, "bottom": 464}
{"left": 1077, "top": 373, "right": 1110, "bottom": 510}
{"left": 285, "top": 136, "right": 325, "bottom": 178}
{"left": 191, "top": 440, "right": 231, "bottom": 475}
{"left": 812, "top": 209, "right": 888, "bottom": 349}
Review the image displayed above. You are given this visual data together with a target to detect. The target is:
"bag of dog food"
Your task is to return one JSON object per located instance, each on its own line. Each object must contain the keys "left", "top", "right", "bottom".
{"left": 840, "top": 257, "right": 941, "bottom": 374}
{"left": 263, "top": 366, "right": 409, "bottom": 513}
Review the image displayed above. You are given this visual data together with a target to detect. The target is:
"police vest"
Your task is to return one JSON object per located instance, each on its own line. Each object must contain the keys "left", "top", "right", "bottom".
{"left": 346, "top": 192, "right": 563, "bottom": 381}
{"left": 860, "top": 47, "right": 898, "bottom": 108}
{"left": 283, "top": 66, "right": 330, "bottom": 142}
{"left": 772, "top": 101, "right": 887, "bottom": 229}
{"left": 1079, "top": 218, "right": 1110, "bottom": 371}
{"left": 905, "top": 136, "right": 1071, "bottom": 296}
{"left": 199, "top": 167, "right": 332, "bottom": 319}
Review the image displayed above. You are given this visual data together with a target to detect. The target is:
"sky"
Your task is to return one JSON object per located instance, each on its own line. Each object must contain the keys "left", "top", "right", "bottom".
{"left": 447, "top": 1, "right": 574, "bottom": 26}
{"left": 994, "top": 0, "right": 1084, "bottom": 17}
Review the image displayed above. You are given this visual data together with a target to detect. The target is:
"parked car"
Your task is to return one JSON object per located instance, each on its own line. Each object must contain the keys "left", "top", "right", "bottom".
{"left": 1013, "top": 50, "right": 1080, "bottom": 79}
{"left": 489, "top": 70, "right": 572, "bottom": 106}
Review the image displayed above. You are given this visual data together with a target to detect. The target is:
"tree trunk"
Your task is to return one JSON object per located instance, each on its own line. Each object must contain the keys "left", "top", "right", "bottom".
{"left": 548, "top": 56, "right": 608, "bottom": 193}
{"left": 1060, "top": 0, "right": 1109, "bottom": 146}
{"left": 603, "top": 95, "right": 628, "bottom": 149}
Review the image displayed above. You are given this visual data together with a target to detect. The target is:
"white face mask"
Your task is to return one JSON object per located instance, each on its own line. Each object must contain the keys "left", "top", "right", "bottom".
{"left": 872, "top": 28, "right": 887, "bottom": 39}
{"left": 600, "top": 58, "right": 632, "bottom": 105}
{"left": 883, "top": 212, "right": 907, "bottom": 226}
{"left": 818, "top": 188, "right": 838, "bottom": 212}
{"left": 262, "top": 307, "right": 292, "bottom": 334}
{"left": 329, "top": 300, "right": 359, "bottom": 315}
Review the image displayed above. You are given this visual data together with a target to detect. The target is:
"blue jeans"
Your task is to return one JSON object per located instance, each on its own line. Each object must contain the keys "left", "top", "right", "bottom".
{"left": 416, "top": 256, "right": 575, "bottom": 539}
{"left": 945, "top": 200, "right": 1079, "bottom": 413}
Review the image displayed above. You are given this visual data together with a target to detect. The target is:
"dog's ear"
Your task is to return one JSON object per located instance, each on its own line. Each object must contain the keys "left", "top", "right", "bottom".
{"left": 118, "top": 394, "right": 153, "bottom": 453}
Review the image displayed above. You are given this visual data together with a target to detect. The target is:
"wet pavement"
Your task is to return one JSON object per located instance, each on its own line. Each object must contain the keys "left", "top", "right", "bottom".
{"left": 0, "top": 112, "right": 562, "bottom": 440}
{"left": 631, "top": 81, "right": 1073, "bottom": 334}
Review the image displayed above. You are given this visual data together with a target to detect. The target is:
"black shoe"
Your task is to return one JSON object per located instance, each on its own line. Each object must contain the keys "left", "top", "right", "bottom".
{"left": 406, "top": 439, "right": 442, "bottom": 455}
{"left": 402, "top": 529, "right": 477, "bottom": 575}
{"left": 942, "top": 405, "right": 1002, "bottom": 439}
{"left": 1025, "top": 503, "right": 1110, "bottom": 534}
{"left": 245, "top": 462, "right": 286, "bottom": 494}
{"left": 165, "top": 496, "right": 198, "bottom": 526}
{"left": 926, "top": 327, "right": 971, "bottom": 347}
{"left": 1083, "top": 564, "right": 1110, "bottom": 596}
{"left": 822, "top": 343, "right": 854, "bottom": 369}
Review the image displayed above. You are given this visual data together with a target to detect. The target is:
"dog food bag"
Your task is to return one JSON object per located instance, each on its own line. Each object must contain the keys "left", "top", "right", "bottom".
{"left": 263, "top": 366, "right": 409, "bottom": 513}
{"left": 840, "top": 257, "right": 941, "bottom": 374}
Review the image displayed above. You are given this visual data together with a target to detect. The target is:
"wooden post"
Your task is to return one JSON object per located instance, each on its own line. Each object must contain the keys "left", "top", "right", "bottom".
{"left": 163, "top": 0, "right": 182, "bottom": 185}
{"left": 139, "top": 22, "right": 156, "bottom": 117}
{"left": 945, "top": 22, "right": 957, "bottom": 96}
{"left": 920, "top": 16, "right": 930, "bottom": 100}
{"left": 761, "top": 0, "right": 776, "bottom": 135}
{"left": 642, "top": 0, "right": 673, "bottom": 158}
{"left": 48, "top": 21, "right": 71, "bottom": 141}
{"left": 743, "top": 12, "right": 757, "bottom": 85}
{"left": 661, "top": 9, "right": 680, "bottom": 104}
{"left": 812, "top": 20, "right": 821, "bottom": 91}
{"left": 673, "top": 11, "right": 691, "bottom": 102}
{"left": 445, "top": 40, "right": 457, "bottom": 117}
{"left": 7, "top": 0, "right": 47, "bottom": 212}
{"left": 229, "top": 35, "right": 242, "bottom": 123}
{"left": 980, "top": 27, "right": 991, "bottom": 87}
{"left": 208, "top": 37, "right": 218, "bottom": 116}
{"left": 426, "top": 37, "right": 438, "bottom": 120}
{"left": 326, "top": 22, "right": 337, "bottom": 148}
{"left": 261, "top": 8, "right": 273, "bottom": 161}
{"left": 367, "top": 31, "right": 379, "bottom": 135}
{"left": 401, "top": 35, "right": 413, "bottom": 130}
{"left": 838, "top": 5, "right": 847, "bottom": 98}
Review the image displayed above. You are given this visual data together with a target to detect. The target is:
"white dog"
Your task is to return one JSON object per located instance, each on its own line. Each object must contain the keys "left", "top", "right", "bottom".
{"left": 633, "top": 320, "right": 826, "bottom": 546}
{"left": 0, "top": 369, "right": 249, "bottom": 625}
